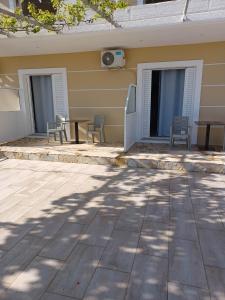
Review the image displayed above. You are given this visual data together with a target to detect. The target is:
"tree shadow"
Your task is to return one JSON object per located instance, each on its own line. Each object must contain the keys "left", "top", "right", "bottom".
{"left": 0, "top": 160, "right": 224, "bottom": 299}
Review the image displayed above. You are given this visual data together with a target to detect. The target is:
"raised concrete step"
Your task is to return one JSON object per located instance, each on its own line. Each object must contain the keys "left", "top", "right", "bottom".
{"left": 1, "top": 139, "right": 225, "bottom": 174}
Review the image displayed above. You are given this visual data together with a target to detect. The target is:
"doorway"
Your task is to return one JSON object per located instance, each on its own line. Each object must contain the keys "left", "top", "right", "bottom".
{"left": 30, "top": 75, "right": 54, "bottom": 134}
{"left": 18, "top": 68, "right": 69, "bottom": 138}
{"left": 150, "top": 69, "right": 185, "bottom": 137}
{"left": 136, "top": 60, "right": 203, "bottom": 145}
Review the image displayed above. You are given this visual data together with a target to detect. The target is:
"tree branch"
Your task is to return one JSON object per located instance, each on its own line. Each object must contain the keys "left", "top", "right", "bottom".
{"left": 82, "top": 0, "right": 121, "bottom": 28}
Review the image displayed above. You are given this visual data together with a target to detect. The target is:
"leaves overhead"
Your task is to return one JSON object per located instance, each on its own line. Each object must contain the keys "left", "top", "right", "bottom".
{"left": 0, "top": 0, "right": 127, "bottom": 36}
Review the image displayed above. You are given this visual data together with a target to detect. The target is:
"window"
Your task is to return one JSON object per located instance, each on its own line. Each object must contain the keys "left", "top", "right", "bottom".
{"left": 0, "top": 89, "right": 20, "bottom": 111}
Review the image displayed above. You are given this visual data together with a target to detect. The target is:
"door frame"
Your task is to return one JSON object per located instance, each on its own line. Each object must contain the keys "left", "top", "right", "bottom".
{"left": 137, "top": 60, "right": 203, "bottom": 144}
{"left": 18, "top": 68, "right": 69, "bottom": 136}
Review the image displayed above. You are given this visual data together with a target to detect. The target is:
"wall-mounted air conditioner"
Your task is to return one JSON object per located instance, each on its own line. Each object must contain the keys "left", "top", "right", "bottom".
{"left": 101, "top": 50, "right": 125, "bottom": 68}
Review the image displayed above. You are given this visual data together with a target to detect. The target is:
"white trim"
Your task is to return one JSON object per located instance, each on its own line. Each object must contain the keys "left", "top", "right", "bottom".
{"left": 204, "top": 63, "right": 225, "bottom": 66}
{"left": 124, "top": 84, "right": 137, "bottom": 151}
{"left": 0, "top": 87, "right": 19, "bottom": 90}
{"left": 105, "top": 125, "right": 123, "bottom": 127}
{"left": 200, "top": 106, "right": 225, "bottom": 108}
{"left": 202, "top": 84, "right": 225, "bottom": 87}
{"left": 69, "top": 88, "right": 128, "bottom": 92}
{"left": 18, "top": 68, "right": 69, "bottom": 137}
{"left": 0, "top": 73, "right": 17, "bottom": 76}
{"left": 137, "top": 60, "right": 203, "bottom": 144}
{"left": 69, "top": 106, "right": 124, "bottom": 109}
{"left": 68, "top": 68, "right": 136, "bottom": 73}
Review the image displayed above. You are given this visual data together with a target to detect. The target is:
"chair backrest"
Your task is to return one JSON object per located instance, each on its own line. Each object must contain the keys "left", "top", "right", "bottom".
{"left": 94, "top": 115, "right": 105, "bottom": 129}
{"left": 56, "top": 114, "right": 66, "bottom": 124}
{"left": 172, "top": 116, "right": 189, "bottom": 135}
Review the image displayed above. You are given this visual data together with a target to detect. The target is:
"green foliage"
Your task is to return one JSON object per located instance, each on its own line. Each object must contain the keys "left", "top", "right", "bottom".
{"left": 0, "top": 0, "right": 127, "bottom": 35}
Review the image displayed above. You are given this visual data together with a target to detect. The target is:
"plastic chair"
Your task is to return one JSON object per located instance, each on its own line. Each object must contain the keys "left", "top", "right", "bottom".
{"left": 170, "top": 116, "right": 191, "bottom": 150}
{"left": 47, "top": 114, "right": 67, "bottom": 144}
{"left": 87, "top": 115, "right": 105, "bottom": 144}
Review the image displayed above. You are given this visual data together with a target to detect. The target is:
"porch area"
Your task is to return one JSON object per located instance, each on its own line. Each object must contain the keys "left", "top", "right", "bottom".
{"left": 1, "top": 138, "right": 225, "bottom": 174}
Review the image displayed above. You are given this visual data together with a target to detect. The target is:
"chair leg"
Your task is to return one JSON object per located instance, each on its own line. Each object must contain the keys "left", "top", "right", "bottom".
{"left": 170, "top": 136, "right": 173, "bottom": 148}
{"left": 100, "top": 129, "right": 105, "bottom": 143}
{"left": 188, "top": 137, "right": 191, "bottom": 151}
{"left": 99, "top": 131, "right": 102, "bottom": 144}
{"left": 223, "top": 126, "right": 225, "bottom": 151}
{"left": 92, "top": 133, "right": 95, "bottom": 144}
{"left": 86, "top": 131, "right": 89, "bottom": 144}
{"left": 171, "top": 138, "right": 174, "bottom": 147}
{"left": 64, "top": 129, "right": 67, "bottom": 142}
{"left": 54, "top": 133, "right": 57, "bottom": 141}
{"left": 59, "top": 132, "right": 63, "bottom": 144}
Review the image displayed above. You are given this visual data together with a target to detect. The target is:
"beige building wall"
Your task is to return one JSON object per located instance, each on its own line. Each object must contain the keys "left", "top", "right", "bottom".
{"left": 0, "top": 41, "right": 225, "bottom": 145}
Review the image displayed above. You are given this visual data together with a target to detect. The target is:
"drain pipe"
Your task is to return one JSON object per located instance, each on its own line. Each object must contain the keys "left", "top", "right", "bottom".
{"left": 182, "top": 0, "right": 190, "bottom": 21}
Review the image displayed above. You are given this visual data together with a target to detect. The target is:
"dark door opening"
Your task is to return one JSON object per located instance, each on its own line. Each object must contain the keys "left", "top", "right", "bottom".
{"left": 149, "top": 69, "right": 185, "bottom": 138}
{"left": 150, "top": 70, "right": 161, "bottom": 137}
{"left": 30, "top": 75, "right": 54, "bottom": 134}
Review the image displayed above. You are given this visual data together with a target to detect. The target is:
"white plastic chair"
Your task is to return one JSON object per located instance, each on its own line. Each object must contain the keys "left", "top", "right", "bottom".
{"left": 87, "top": 115, "right": 105, "bottom": 144}
{"left": 47, "top": 115, "right": 67, "bottom": 144}
{"left": 170, "top": 116, "right": 191, "bottom": 150}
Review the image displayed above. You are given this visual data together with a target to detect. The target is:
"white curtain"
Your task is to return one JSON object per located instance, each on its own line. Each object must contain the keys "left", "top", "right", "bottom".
{"left": 158, "top": 69, "right": 185, "bottom": 137}
{"left": 31, "top": 75, "right": 54, "bottom": 133}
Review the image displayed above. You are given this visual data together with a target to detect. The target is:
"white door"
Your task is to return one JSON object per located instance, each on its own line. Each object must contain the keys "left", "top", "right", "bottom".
{"left": 142, "top": 70, "right": 152, "bottom": 138}
{"left": 52, "top": 73, "right": 69, "bottom": 118}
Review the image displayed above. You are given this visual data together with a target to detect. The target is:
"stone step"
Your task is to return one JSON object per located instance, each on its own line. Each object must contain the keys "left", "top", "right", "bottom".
{"left": 1, "top": 149, "right": 225, "bottom": 174}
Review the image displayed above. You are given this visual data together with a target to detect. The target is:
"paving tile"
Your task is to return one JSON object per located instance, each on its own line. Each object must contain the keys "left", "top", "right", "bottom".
{"left": 168, "top": 282, "right": 210, "bottom": 300}
{"left": 68, "top": 206, "right": 99, "bottom": 225}
{"left": 138, "top": 221, "right": 170, "bottom": 257}
{"left": 40, "top": 222, "right": 84, "bottom": 260}
{"left": 84, "top": 267, "right": 129, "bottom": 300}
{"left": 0, "top": 235, "right": 47, "bottom": 286}
{"left": 206, "top": 266, "right": 225, "bottom": 300}
{"left": 126, "top": 254, "right": 168, "bottom": 300}
{"left": 145, "top": 201, "right": 170, "bottom": 223}
{"left": 80, "top": 215, "right": 116, "bottom": 247}
{"left": 40, "top": 292, "right": 74, "bottom": 300}
{"left": 169, "top": 239, "right": 207, "bottom": 289}
{"left": 100, "top": 229, "right": 139, "bottom": 272}
{"left": 29, "top": 212, "right": 67, "bottom": 239}
{"left": 0, "top": 203, "right": 32, "bottom": 223}
{"left": 4, "top": 256, "right": 62, "bottom": 300}
{"left": 170, "top": 193, "right": 193, "bottom": 213}
{"left": 0, "top": 249, "right": 5, "bottom": 259}
{"left": 198, "top": 228, "right": 225, "bottom": 268}
{"left": 171, "top": 211, "right": 198, "bottom": 241}
{"left": 115, "top": 206, "right": 145, "bottom": 232}
{"left": 49, "top": 243, "right": 104, "bottom": 299}
{"left": 0, "top": 194, "right": 25, "bottom": 214}
{"left": 0, "top": 223, "right": 34, "bottom": 251}
{"left": 194, "top": 207, "right": 224, "bottom": 231}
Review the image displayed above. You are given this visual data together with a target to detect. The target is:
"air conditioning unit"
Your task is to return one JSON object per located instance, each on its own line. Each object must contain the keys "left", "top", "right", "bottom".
{"left": 101, "top": 50, "right": 125, "bottom": 68}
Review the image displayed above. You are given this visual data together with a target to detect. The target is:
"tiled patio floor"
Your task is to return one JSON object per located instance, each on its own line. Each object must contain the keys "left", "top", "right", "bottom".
{"left": 0, "top": 159, "right": 225, "bottom": 299}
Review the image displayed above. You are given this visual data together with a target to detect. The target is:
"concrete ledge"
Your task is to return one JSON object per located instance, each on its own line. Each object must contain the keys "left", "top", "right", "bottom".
{"left": 1, "top": 148, "right": 225, "bottom": 174}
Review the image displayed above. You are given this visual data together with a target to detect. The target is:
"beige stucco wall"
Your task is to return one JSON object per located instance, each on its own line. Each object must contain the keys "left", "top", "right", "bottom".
{"left": 0, "top": 41, "right": 225, "bottom": 145}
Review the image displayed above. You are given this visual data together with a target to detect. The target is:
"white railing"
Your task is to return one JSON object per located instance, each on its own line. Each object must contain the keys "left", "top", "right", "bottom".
{"left": 124, "top": 84, "right": 137, "bottom": 152}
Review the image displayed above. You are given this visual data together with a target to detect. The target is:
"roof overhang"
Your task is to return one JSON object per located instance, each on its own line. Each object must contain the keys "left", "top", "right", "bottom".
{"left": 1, "top": 0, "right": 225, "bottom": 57}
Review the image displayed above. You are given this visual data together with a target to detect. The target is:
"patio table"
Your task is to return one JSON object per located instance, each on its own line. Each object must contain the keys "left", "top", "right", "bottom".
{"left": 63, "top": 119, "right": 89, "bottom": 144}
{"left": 195, "top": 120, "right": 225, "bottom": 151}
